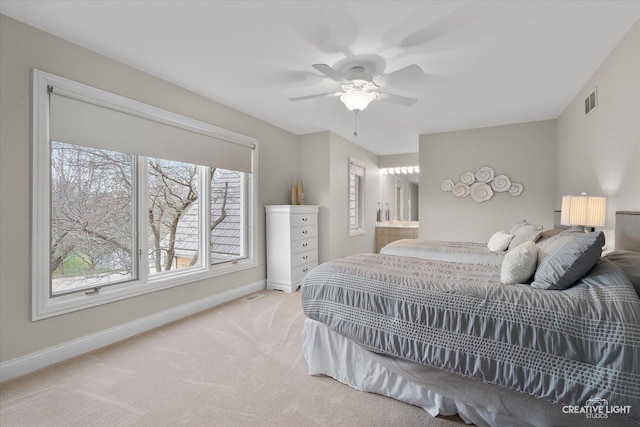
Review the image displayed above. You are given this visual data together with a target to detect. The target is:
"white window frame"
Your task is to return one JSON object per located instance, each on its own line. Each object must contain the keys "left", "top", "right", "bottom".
{"left": 32, "top": 69, "right": 258, "bottom": 321}
{"left": 348, "top": 157, "right": 366, "bottom": 237}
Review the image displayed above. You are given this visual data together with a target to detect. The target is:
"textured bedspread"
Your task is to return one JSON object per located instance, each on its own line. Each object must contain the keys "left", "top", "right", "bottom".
{"left": 380, "top": 239, "right": 504, "bottom": 266}
{"left": 301, "top": 253, "right": 640, "bottom": 421}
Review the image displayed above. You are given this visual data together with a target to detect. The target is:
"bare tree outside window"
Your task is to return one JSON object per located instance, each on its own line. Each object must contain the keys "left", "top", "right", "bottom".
{"left": 164, "top": 167, "right": 246, "bottom": 267}
{"left": 49, "top": 144, "right": 245, "bottom": 294}
{"left": 211, "top": 168, "right": 244, "bottom": 263}
{"left": 50, "top": 142, "right": 134, "bottom": 294}
{"left": 147, "top": 158, "right": 199, "bottom": 273}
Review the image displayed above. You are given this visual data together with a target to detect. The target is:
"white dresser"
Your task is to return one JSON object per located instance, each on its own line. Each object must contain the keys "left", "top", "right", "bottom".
{"left": 265, "top": 205, "right": 319, "bottom": 293}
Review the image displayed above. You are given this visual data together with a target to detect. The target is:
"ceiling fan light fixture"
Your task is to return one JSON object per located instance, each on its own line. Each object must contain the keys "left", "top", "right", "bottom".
{"left": 340, "top": 90, "right": 378, "bottom": 111}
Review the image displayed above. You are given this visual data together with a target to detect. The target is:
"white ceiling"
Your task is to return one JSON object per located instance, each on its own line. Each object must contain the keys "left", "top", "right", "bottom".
{"left": 1, "top": 1, "right": 638, "bottom": 155}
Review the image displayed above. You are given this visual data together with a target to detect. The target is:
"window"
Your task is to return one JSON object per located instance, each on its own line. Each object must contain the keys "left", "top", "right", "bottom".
{"left": 50, "top": 142, "right": 136, "bottom": 296}
{"left": 210, "top": 168, "right": 247, "bottom": 264}
{"left": 147, "top": 157, "right": 200, "bottom": 274}
{"left": 32, "top": 70, "right": 258, "bottom": 320}
{"left": 349, "top": 157, "right": 366, "bottom": 236}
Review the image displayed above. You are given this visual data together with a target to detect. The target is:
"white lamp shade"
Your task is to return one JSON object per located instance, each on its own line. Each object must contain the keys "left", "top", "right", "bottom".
{"left": 561, "top": 194, "right": 606, "bottom": 227}
{"left": 340, "top": 91, "right": 377, "bottom": 111}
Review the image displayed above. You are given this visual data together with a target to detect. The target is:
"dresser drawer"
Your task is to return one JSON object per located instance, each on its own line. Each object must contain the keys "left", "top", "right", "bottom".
{"left": 291, "top": 213, "right": 317, "bottom": 227}
{"left": 291, "top": 238, "right": 317, "bottom": 254}
{"left": 292, "top": 262, "right": 317, "bottom": 281}
{"left": 291, "top": 225, "right": 317, "bottom": 241}
{"left": 292, "top": 249, "right": 317, "bottom": 267}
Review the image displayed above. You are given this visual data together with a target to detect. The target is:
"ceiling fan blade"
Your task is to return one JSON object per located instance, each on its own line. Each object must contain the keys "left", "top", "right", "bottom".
{"left": 289, "top": 92, "right": 336, "bottom": 102}
{"left": 312, "top": 64, "right": 349, "bottom": 83}
{"left": 378, "top": 92, "right": 418, "bottom": 107}
{"left": 374, "top": 64, "right": 423, "bottom": 88}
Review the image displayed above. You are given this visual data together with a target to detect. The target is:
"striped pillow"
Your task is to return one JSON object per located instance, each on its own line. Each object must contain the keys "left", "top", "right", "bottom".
{"left": 508, "top": 222, "right": 543, "bottom": 250}
{"left": 531, "top": 231, "right": 605, "bottom": 290}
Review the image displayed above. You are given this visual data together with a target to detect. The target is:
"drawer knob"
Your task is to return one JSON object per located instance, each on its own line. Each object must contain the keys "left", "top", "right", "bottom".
{"left": 303, "top": 268, "right": 308, "bottom": 273}
{"left": 303, "top": 243, "right": 308, "bottom": 247}
{"left": 302, "top": 217, "right": 308, "bottom": 222}
{"left": 302, "top": 230, "right": 307, "bottom": 235}
{"left": 303, "top": 256, "right": 308, "bottom": 260}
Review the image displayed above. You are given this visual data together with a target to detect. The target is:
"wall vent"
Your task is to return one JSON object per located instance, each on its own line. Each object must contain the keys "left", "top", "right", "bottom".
{"left": 584, "top": 87, "right": 597, "bottom": 115}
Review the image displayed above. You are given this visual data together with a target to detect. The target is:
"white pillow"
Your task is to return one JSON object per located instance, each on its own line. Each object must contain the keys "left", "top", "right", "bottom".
{"left": 487, "top": 231, "right": 514, "bottom": 252}
{"left": 501, "top": 241, "right": 537, "bottom": 285}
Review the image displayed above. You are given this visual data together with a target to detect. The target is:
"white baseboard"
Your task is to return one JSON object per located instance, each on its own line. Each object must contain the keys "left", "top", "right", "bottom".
{"left": 0, "top": 280, "right": 265, "bottom": 383}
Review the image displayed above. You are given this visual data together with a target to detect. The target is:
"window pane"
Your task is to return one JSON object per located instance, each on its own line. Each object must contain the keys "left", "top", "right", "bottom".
{"left": 148, "top": 158, "right": 199, "bottom": 273}
{"left": 50, "top": 142, "right": 135, "bottom": 295}
{"left": 211, "top": 168, "right": 246, "bottom": 264}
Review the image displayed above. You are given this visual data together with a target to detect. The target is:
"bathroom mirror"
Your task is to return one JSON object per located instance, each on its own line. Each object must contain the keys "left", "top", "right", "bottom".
{"left": 379, "top": 173, "right": 419, "bottom": 222}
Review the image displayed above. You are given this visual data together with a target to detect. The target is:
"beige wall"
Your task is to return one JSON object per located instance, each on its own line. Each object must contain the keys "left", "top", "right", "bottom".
{"left": 298, "top": 131, "right": 379, "bottom": 262}
{"left": 556, "top": 20, "right": 640, "bottom": 246}
{"left": 417, "top": 21, "right": 638, "bottom": 245}
{"left": 298, "top": 132, "right": 332, "bottom": 263}
{"left": 329, "top": 132, "right": 379, "bottom": 259}
{"left": 419, "top": 120, "right": 557, "bottom": 242}
{"left": 0, "top": 15, "right": 299, "bottom": 362}
{"left": 378, "top": 153, "right": 419, "bottom": 169}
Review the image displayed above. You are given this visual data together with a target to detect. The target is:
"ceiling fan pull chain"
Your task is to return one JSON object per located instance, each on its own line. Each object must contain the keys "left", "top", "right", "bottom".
{"left": 354, "top": 110, "right": 359, "bottom": 137}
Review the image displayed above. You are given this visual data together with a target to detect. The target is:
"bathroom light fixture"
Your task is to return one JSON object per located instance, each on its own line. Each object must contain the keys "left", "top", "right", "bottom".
{"left": 380, "top": 166, "right": 420, "bottom": 176}
{"left": 561, "top": 193, "right": 606, "bottom": 232}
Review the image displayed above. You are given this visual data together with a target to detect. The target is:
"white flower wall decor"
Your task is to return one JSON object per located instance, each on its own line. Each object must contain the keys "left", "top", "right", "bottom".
{"left": 440, "top": 166, "right": 524, "bottom": 203}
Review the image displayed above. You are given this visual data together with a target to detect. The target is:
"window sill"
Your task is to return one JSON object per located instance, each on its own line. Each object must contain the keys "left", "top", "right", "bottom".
{"left": 32, "top": 258, "right": 258, "bottom": 321}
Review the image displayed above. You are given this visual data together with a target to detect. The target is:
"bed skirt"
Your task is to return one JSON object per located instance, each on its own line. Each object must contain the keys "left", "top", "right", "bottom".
{"left": 301, "top": 319, "right": 634, "bottom": 427}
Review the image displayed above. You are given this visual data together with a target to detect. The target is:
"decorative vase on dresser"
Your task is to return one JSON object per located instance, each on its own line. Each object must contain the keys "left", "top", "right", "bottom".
{"left": 265, "top": 205, "right": 319, "bottom": 293}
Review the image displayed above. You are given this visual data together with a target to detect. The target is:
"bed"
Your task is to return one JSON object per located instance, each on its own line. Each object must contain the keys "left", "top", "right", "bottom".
{"left": 379, "top": 219, "right": 546, "bottom": 267}
{"left": 379, "top": 239, "right": 505, "bottom": 266}
{"left": 300, "top": 211, "right": 640, "bottom": 426}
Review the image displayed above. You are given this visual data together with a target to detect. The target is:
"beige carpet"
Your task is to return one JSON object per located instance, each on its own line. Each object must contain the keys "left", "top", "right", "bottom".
{"left": 0, "top": 290, "right": 466, "bottom": 426}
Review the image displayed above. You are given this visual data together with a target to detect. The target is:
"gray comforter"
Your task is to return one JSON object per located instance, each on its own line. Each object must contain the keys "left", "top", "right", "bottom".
{"left": 380, "top": 239, "right": 504, "bottom": 266}
{"left": 301, "top": 253, "right": 640, "bottom": 421}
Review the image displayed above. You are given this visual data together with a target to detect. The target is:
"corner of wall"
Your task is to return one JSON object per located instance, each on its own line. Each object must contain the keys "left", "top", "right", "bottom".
{"left": 555, "top": 20, "right": 640, "bottom": 241}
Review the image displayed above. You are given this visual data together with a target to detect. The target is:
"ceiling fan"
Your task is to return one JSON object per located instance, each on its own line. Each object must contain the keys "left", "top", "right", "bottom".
{"left": 290, "top": 63, "right": 422, "bottom": 112}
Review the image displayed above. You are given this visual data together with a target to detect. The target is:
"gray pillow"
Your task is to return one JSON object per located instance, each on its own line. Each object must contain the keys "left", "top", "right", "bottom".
{"left": 538, "top": 228, "right": 564, "bottom": 241}
{"left": 531, "top": 231, "right": 605, "bottom": 290}
{"left": 603, "top": 250, "right": 640, "bottom": 296}
{"left": 508, "top": 222, "right": 543, "bottom": 250}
